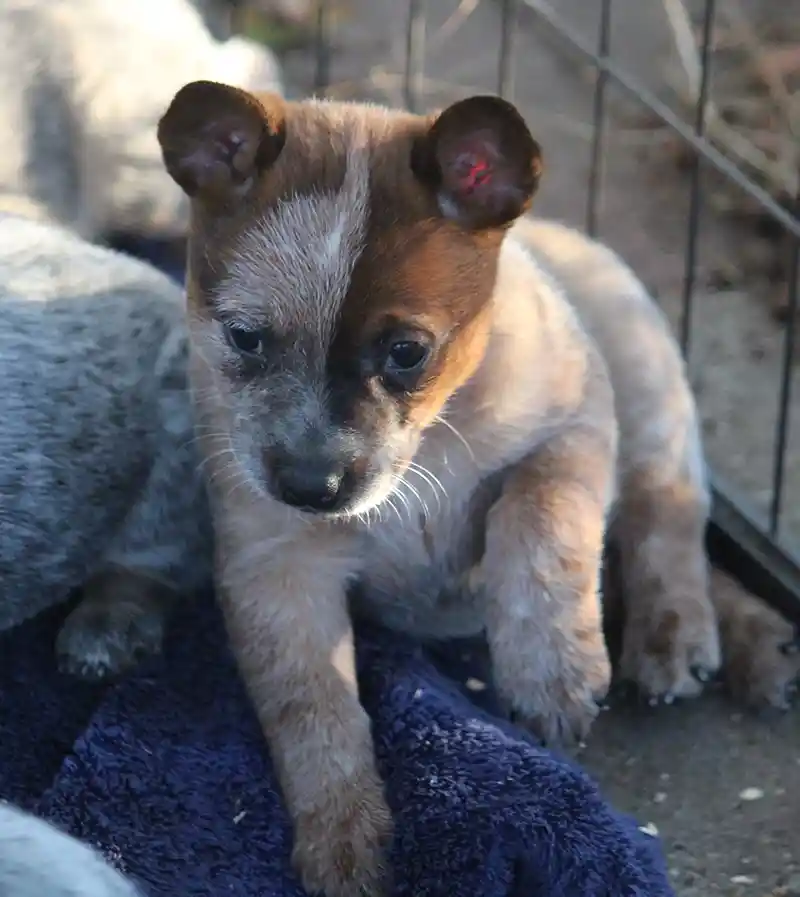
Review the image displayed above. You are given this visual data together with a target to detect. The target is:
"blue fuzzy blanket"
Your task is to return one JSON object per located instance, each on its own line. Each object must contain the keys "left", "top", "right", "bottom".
{"left": 0, "top": 235, "right": 675, "bottom": 897}
{"left": 1, "top": 591, "right": 673, "bottom": 897}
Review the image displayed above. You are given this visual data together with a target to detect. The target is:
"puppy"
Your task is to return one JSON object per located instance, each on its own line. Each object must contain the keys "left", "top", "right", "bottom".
{"left": 0, "top": 0, "right": 283, "bottom": 245}
{"left": 0, "top": 802, "right": 142, "bottom": 897}
{"left": 157, "top": 82, "right": 793, "bottom": 896}
{"left": 0, "top": 211, "right": 211, "bottom": 679}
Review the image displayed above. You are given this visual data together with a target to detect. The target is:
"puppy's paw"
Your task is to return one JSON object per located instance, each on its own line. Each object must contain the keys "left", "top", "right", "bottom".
{"left": 291, "top": 773, "right": 393, "bottom": 897}
{"left": 718, "top": 587, "right": 800, "bottom": 712}
{"left": 618, "top": 593, "right": 721, "bottom": 704}
{"left": 56, "top": 599, "right": 165, "bottom": 681}
{"left": 495, "top": 628, "right": 611, "bottom": 745}
{"left": 56, "top": 569, "right": 175, "bottom": 680}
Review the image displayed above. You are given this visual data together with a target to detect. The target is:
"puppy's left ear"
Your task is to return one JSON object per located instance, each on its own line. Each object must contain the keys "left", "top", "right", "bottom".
{"left": 411, "top": 96, "right": 542, "bottom": 231}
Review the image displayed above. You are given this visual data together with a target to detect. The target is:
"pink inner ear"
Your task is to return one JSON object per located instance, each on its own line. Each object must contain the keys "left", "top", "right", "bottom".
{"left": 446, "top": 135, "right": 498, "bottom": 197}
{"left": 457, "top": 157, "right": 493, "bottom": 194}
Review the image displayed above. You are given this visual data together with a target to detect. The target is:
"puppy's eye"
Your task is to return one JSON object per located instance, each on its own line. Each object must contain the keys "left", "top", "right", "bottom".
{"left": 224, "top": 324, "right": 263, "bottom": 356}
{"left": 380, "top": 336, "right": 432, "bottom": 392}
{"left": 386, "top": 340, "right": 429, "bottom": 373}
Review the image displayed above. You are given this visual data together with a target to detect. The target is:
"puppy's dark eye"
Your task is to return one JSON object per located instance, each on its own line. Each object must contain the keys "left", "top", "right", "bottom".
{"left": 386, "top": 340, "right": 429, "bottom": 373}
{"left": 380, "top": 336, "right": 432, "bottom": 392}
{"left": 224, "top": 324, "right": 262, "bottom": 356}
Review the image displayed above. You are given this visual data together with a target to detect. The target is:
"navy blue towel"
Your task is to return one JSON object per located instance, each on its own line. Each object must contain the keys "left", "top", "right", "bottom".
{"left": 0, "top": 234, "right": 676, "bottom": 897}
{"left": 0, "top": 590, "right": 674, "bottom": 897}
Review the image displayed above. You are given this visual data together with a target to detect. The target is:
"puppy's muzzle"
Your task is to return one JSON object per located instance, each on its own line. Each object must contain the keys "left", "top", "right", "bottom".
{"left": 269, "top": 454, "right": 358, "bottom": 514}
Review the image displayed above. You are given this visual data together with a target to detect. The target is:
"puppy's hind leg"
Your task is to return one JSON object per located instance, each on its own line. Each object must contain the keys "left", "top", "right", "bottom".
{"left": 614, "top": 466, "right": 720, "bottom": 702}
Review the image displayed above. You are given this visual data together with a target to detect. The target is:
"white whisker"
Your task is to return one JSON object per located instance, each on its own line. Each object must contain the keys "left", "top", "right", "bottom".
{"left": 404, "top": 461, "right": 443, "bottom": 516}
{"left": 434, "top": 414, "right": 476, "bottom": 464}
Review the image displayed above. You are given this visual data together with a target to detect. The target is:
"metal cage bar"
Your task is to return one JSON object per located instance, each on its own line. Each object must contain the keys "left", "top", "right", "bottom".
{"left": 678, "top": 0, "right": 717, "bottom": 360}
{"left": 312, "top": 0, "right": 332, "bottom": 95}
{"left": 496, "top": 0, "right": 520, "bottom": 100}
{"left": 311, "top": 0, "right": 800, "bottom": 624}
{"left": 770, "top": 206, "right": 800, "bottom": 537}
{"left": 403, "top": 0, "right": 427, "bottom": 113}
{"left": 586, "top": 0, "right": 612, "bottom": 239}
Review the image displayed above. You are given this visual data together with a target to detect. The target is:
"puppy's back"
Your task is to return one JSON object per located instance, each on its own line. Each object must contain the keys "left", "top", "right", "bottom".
{"left": 0, "top": 212, "right": 204, "bottom": 630}
{"left": 510, "top": 217, "right": 705, "bottom": 492}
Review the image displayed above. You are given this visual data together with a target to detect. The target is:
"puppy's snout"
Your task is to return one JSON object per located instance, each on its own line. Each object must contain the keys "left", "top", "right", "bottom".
{"left": 272, "top": 458, "right": 352, "bottom": 513}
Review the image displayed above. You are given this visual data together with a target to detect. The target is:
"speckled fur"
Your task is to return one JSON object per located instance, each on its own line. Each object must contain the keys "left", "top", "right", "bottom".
{"left": 0, "top": 212, "right": 212, "bottom": 673}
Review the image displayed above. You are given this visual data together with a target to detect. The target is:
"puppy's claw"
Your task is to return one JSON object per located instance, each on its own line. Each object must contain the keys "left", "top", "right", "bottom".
{"left": 690, "top": 663, "right": 716, "bottom": 684}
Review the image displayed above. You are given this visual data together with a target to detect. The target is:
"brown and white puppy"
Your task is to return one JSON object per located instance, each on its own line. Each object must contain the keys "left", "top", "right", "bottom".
{"left": 157, "top": 82, "right": 719, "bottom": 896}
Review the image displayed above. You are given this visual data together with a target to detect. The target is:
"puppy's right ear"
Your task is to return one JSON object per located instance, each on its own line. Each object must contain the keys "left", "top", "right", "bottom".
{"left": 157, "top": 80, "right": 286, "bottom": 205}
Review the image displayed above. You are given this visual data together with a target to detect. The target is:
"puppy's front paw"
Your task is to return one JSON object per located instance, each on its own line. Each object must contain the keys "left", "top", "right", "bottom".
{"left": 619, "top": 593, "right": 721, "bottom": 704}
{"left": 494, "top": 627, "right": 611, "bottom": 745}
{"left": 291, "top": 771, "right": 393, "bottom": 897}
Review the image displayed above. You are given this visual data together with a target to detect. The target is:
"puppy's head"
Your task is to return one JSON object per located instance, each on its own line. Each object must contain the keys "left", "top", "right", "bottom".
{"left": 158, "top": 81, "right": 542, "bottom": 518}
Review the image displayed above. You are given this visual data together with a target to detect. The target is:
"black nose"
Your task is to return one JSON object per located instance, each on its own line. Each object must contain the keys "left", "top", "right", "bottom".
{"left": 273, "top": 462, "right": 346, "bottom": 512}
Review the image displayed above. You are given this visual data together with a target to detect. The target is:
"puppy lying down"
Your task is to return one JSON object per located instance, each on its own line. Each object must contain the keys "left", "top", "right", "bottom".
{"left": 157, "top": 82, "right": 799, "bottom": 897}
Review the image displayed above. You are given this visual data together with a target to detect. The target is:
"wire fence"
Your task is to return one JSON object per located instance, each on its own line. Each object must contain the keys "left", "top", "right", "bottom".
{"left": 307, "top": 0, "right": 800, "bottom": 622}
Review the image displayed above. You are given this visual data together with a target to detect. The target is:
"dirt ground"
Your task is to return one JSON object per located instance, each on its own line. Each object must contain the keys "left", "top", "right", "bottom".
{"left": 271, "top": 2, "right": 800, "bottom": 894}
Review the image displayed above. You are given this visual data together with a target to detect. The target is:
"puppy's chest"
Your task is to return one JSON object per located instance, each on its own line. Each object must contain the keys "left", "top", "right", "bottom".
{"left": 353, "top": 448, "right": 503, "bottom": 640}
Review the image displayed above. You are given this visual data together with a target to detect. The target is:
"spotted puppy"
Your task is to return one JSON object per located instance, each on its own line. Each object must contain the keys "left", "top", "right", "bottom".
{"left": 157, "top": 81, "right": 752, "bottom": 895}
{"left": 0, "top": 211, "right": 210, "bottom": 679}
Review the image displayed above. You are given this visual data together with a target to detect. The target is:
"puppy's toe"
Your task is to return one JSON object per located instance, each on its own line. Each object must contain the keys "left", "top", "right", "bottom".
{"left": 502, "top": 636, "right": 612, "bottom": 746}
{"left": 292, "top": 778, "right": 393, "bottom": 897}
{"left": 56, "top": 600, "right": 165, "bottom": 681}
{"left": 619, "top": 602, "right": 721, "bottom": 703}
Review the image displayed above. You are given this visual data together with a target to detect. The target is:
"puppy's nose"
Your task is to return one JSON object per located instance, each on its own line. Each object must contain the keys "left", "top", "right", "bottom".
{"left": 274, "top": 463, "right": 345, "bottom": 512}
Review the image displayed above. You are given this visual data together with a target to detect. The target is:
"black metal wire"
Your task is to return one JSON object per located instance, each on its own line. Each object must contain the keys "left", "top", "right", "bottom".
{"left": 678, "top": 0, "right": 717, "bottom": 359}
{"left": 521, "top": 0, "right": 800, "bottom": 240}
{"left": 586, "top": 0, "right": 612, "bottom": 239}
{"left": 769, "top": 194, "right": 800, "bottom": 537}
{"left": 516, "top": 0, "right": 800, "bottom": 614}
{"left": 497, "top": 0, "right": 520, "bottom": 99}
{"left": 403, "top": 0, "right": 427, "bottom": 113}
{"left": 313, "top": 0, "right": 332, "bottom": 96}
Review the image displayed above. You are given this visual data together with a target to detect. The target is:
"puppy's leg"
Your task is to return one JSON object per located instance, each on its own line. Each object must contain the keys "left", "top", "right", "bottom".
{"left": 712, "top": 569, "right": 800, "bottom": 711}
{"left": 56, "top": 565, "right": 178, "bottom": 680}
{"left": 218, "top": 517, "right": 392, "bottom": 897}
{"left": 57, "top": 416, "right": 212, "bottom": 681}
{"left": 477, "top": 422, "right": 615, "bottom": 745}
{"left": 614, "top": 469, "right": 720, "bottom": 701}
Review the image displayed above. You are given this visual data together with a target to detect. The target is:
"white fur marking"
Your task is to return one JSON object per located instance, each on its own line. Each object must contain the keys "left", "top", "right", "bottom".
{"left": 217, "top": 141, "right": 371, "bottom": 346}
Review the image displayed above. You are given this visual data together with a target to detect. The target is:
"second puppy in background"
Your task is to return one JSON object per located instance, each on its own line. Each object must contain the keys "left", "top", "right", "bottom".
{"left": 159, "top": 82, "right": 720, "bottom": 896}
{"left": 0, "top": 0, "right": 284, "bottom": 246}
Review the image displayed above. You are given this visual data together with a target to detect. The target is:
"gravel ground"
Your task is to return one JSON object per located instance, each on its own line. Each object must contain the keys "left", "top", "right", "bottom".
{"left": 272, "top": 3, "right": 800, "bottom": 892}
